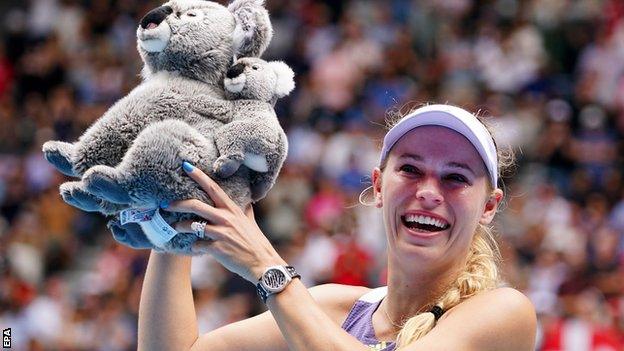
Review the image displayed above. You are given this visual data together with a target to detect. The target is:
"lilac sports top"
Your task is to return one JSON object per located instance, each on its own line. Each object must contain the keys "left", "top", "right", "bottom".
{"left": 341, "top": 286, "right": 396, "bottom": 351}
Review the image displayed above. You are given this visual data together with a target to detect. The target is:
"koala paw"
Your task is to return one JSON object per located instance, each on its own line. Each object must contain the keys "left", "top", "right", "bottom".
{"left": 108, "top": 219, "right": 155, "bottom": 250}
{"left": 83, "top": 165, "right": 132, "bottom": 204}
{"left": 213, "top": 154, "right": 244, "bottom": 178}
{"left": 42, "top": 141, "right": 77, "bottom": 177}
{"left": 60, "top": 181, "right": 126, "bottom": 214}
{"left": 251, "top": 179, "right": 272, "bottom": 201}
{"left": 60, "top": 181, "right": 103, "bottom": 212}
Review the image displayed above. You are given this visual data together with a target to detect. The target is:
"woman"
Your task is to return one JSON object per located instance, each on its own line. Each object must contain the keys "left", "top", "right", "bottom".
{"left": 138, "top": 104, "right": 537, "bottom": 350}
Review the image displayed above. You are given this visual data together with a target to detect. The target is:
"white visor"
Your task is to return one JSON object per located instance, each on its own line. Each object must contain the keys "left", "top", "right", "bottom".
{"left": 379, "top": 104, "right": 498, "bottom": 187}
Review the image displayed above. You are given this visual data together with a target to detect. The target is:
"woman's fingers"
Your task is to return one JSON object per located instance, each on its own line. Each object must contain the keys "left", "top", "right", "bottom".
{"left": 244, "top": 204, "right": 254, "bottom": 220}
{"left": 182, "top": 161, "right": 236, "bottom": 209}
{"left": 162, "top": 199, "right": 221, "bottom": 223}
{"left": 173, "top": 220, "right": 220, "bottom": 240}
{"left": 173, "top": 219, "right": 219, "bottom": 255}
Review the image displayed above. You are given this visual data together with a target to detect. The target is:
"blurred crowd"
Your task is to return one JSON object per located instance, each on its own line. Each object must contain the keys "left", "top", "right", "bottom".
{"left": 0, "top": 0, "right": 623, "bottom": 350}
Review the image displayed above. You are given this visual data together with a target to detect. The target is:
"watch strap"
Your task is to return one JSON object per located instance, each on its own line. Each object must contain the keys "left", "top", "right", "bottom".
{"left": 284, "top": 266, "right": 300, "bottom": 280}
{"left": 256, "top": 265, "right": 300, "bottom": 303}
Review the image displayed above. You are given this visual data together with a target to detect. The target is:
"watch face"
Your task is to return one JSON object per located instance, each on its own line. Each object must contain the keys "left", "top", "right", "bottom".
{"left": 262, "top": 268, "right": 287, "bottom": 292}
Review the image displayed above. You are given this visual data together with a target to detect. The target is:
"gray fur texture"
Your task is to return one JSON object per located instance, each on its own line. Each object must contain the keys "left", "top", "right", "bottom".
{"left": 201, "top": 57, "right": 294, "bottom": 199}
{"left": 100, "top": 57, "right": 295, "bottom": 255}
{"left": 41, "top": 0, "right": 281, "bottom": 255}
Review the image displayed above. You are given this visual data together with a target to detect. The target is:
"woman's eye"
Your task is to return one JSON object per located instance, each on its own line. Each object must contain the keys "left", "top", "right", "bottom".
{"left": 399, "top": 164, "right": 419, "bottom": 174}
{"left": 446, "top": 174, "right": 468, "bottom": 183}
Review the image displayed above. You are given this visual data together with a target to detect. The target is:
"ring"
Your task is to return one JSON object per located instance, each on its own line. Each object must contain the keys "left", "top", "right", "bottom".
{"left": 191, "top": 221, "right": 207, "bottom": 238}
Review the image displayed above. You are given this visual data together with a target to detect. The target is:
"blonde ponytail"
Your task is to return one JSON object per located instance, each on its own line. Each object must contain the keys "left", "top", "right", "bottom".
{"left": 394, "top": 225, "right": 501, "bottom": 349}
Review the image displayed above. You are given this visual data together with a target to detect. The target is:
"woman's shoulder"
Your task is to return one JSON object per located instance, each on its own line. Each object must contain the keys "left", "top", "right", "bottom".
{"left": 308, "top": 283, "right": 373, "bottom": 322}
{"left": 434, "top": 287, "right": 536, "bottom": 350}
{"left": 447, "top": 286, "right": 534, "bottom": 314}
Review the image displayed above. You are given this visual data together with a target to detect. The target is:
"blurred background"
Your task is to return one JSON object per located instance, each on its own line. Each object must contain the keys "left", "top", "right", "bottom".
{"left": 0, "top": 0, "right": 623, "bottom": 350}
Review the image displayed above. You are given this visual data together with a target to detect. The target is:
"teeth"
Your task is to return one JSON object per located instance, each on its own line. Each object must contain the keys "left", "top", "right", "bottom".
{"left": 405, "top": 214, "right": 448, "bottom": 229}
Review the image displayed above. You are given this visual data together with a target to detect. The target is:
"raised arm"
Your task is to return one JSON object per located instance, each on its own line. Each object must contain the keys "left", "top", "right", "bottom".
{"left": 137, "top": 248, "right": 368, "bottom": 351}
{"left": 158, "top": 162, "right": 373, "bottom": 351}
{"left": 138, "top": 251, "right": 288, "bottom": 351}
{"left": 138, "top": 252, "right": 197, "bottom": 350}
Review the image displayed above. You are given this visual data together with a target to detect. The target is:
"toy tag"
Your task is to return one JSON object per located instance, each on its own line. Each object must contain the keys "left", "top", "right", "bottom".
{"left": 120, "top": 208, "right": 157, "bottom": 225}
{"left": 138, "top": 209, "right": 178, "bottom": 248}
{"left": 119, "top": 208, "right": 178, "bottom": 248}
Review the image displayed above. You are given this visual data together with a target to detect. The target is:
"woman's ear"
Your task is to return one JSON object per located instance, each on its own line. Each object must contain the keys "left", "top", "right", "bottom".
{"left": 479, "top": 188, "right": 503, "bottom": 225}
{"left": 372, "top": 168, "right": 382, "bottom": 208}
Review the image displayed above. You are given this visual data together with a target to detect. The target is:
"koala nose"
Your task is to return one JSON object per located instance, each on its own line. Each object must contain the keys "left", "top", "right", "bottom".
{"left": 226, "top": 63, "right": 246, "bottom": 79}
{"left": 140, "top": 6, "right": 173, "bottom": 29}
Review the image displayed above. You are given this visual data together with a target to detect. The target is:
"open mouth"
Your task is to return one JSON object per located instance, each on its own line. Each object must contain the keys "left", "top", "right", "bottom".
{"left": 401, "top": 214, "right": 450, "bottom": 233}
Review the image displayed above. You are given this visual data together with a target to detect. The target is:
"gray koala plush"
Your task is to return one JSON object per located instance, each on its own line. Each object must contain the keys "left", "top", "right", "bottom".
{"left": 41, "top": 0, "right": 288, "bottom": 255}
{"left": 108, "top": 57, "right": 295, "bottom": 254}
{"left": 197, "top": 57, "right": 295, "bottom": 199}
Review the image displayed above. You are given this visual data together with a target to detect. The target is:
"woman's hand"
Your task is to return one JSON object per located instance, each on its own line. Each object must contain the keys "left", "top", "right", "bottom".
{"left": 163, "top": 161, "right": 287, "bottom": 283}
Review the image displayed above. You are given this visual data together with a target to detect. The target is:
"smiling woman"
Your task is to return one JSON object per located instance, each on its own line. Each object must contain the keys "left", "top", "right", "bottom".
{"left": 365, "top": 104, "right": 517, "bottom": 347}
{"left": 137, "top": 104, "right": 536, "bottom": 351}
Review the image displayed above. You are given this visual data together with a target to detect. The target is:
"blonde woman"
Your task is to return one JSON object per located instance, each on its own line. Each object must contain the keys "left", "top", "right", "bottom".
{"left": 138, "top": 104, "right": 537, "bottom": 350}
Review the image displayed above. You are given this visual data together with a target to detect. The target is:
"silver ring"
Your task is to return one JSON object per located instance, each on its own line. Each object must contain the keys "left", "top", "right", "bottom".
{"left": 191, "top": 221, "right": 207, "bottom": 238}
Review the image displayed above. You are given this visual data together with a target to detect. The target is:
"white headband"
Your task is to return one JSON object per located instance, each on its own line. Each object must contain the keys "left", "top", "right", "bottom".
{"left": 379, "top": 104, "right": 498, "bottom": 187}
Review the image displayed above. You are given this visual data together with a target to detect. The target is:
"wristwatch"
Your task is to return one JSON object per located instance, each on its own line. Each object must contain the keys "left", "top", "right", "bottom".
{"left": 256, "top": 265, "right": 300, "bottom": 303}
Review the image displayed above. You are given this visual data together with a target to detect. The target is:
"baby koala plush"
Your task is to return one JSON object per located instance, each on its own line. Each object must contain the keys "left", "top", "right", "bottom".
{"left": 40, "top": 0, "right": 291, "bottom": 255}
{"left": 199, "top": 57, "right": 295, "bottom": 199}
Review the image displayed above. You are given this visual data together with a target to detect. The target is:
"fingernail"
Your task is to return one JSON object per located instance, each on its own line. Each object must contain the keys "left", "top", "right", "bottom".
{"left": 159, "top": 200, "right": 169, "bottom": 209}
{"left": 182, "top": 161, "right": 194, "bottom": 173}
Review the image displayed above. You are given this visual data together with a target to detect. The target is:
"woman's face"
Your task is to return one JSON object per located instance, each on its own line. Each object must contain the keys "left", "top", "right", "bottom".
{"left": 373, "top": 126, "right": 502, "bottom": 269}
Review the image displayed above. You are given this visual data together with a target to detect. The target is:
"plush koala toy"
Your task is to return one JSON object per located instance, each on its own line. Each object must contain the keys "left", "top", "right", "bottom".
{"left": 109, "top": 57, "right": 295, "bottom": 253}
{"left": 41, "top": 0, "right": 288, "bottom": 255}
{"left": 196, "top": 57, "right": 295, "bottom": 199}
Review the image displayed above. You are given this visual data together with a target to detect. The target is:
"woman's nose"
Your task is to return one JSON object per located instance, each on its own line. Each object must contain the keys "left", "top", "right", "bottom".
{"left": 415, "top": 179, "right": 444, "bottom": 207}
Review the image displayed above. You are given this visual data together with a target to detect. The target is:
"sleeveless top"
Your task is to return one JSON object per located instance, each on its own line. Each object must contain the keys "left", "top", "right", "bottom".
{"left": 341, "top": 286, "right": 396, "bottom": 351}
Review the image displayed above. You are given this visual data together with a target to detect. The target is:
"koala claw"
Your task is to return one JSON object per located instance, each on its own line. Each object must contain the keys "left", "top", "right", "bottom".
{"left": 108, "top": 220, "right": 155, "bottom": 249}
{"left": 83, "top": 166, "right": 132, "bottom": 204}
{"left": 60, "top": 181, "right": 103, "bottom": 212}
{"left": 251, "top": 179, "right": 272, "bottom": 201}
{"left": 42, "top": 141, "right": 77, "bottom": 177}
{"left": 213, "top": 155, "right": 243, "bottom": 178}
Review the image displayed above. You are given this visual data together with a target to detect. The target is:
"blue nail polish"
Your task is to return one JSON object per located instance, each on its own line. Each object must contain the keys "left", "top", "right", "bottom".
{"left": 159, "top": 200, "right": 169, "bottom": 209}
{"left": 182, "top": 161, "right": 194, "bottom": 173}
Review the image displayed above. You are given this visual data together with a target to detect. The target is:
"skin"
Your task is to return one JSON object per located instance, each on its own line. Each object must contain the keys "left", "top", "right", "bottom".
{"left": 373, "top": 126, "right": 502, "bottom": 329}
{"left": 137, "top": 126, "right": 537, "bottom": 351}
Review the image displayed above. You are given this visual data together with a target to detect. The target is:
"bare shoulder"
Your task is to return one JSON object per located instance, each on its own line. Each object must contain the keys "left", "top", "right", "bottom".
{"left": 308, "top": 283, "right": 371, "bottom": 323}
{"left": 445, "top": 287, "right": 537, "bottom": 350}
{"left": 446, "top": 287, "right": 536, "bottom": 321}
{"left": 409, "top": 287, "right": 537, "bottom": 351}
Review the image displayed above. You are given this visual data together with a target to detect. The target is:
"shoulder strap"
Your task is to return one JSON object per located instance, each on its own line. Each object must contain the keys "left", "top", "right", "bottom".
{"left": 359, "top": 286, "right": 388, "bottom": 303}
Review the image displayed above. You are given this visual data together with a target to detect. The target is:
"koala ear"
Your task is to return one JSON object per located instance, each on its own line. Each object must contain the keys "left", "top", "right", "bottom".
{"left": 228, "top": 0, "right": 273, "bottom": 57}
{"left": 268, "top": 61, "right": 295, "bottom": 98}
